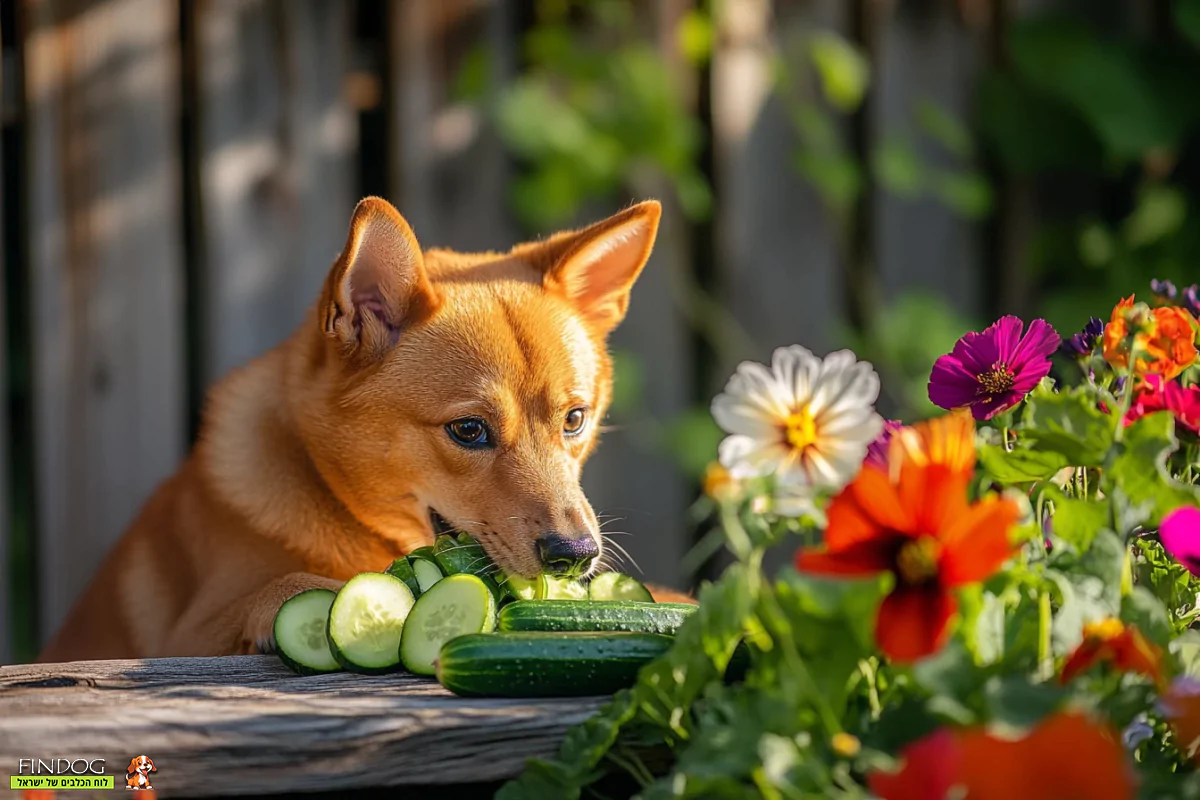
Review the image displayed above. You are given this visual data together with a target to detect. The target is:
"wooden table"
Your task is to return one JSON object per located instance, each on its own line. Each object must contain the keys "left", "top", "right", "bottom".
{"left": 0, "top": 655, "right": 604, "bottom": 797}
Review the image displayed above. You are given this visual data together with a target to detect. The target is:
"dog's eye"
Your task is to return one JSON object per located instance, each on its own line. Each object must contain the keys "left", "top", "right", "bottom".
{"left": 446, "top": 417, "right": 491, "bottom": 448}
{"left": 564, "top": 408, "right": 587, "bottom": 436}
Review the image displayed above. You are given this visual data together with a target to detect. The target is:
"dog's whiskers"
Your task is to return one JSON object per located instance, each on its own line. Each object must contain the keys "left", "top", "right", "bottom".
{"left": 601, "top": 534, "right": 642, "bottom": 575}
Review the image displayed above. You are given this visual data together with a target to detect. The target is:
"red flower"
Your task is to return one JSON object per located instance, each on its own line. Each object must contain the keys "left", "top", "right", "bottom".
{"left": 1125, "top": 374, "right": 1200, "bottom": 436}
{"left": 870, "top": 712, "right": 1135, "bottom": 800}
{"left": 1059, "top": 618, "right": 1165, "bottom": 688}
{"left": 796, "top": 413, "right": 1018, "bottom": 663}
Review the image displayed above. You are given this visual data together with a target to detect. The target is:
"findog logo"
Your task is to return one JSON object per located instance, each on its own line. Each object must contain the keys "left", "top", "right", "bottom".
{"left": 124, "top": 755, "right": 156, "bottom": 791}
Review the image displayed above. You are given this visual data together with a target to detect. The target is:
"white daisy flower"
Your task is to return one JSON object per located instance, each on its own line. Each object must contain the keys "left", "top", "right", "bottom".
{"left": 711, "top": 345, "right": 884, "bottom": 510}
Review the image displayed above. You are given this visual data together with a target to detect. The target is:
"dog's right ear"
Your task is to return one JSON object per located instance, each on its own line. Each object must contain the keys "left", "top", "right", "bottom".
{"left": 126, "top": 758, "right": 139, "bottom": 775}
{"left": 320, "top": 197, "right": 438, "bottom": 359}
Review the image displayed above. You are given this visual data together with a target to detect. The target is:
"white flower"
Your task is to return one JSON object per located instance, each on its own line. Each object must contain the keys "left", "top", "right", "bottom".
{"left": 711, "top": 346, "right": 883, "bottom": 509}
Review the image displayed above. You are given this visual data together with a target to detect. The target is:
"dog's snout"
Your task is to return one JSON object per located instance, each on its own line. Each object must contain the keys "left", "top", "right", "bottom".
{"left": 536, "top": 531, "right": 599, "bottom": 577}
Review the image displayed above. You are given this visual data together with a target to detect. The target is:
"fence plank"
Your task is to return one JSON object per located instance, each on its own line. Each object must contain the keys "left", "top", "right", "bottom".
{"left": 24, "top": 0, "right": 187, "bottom": 646}
{"left": 195, "top": 0, "right": 356, "bottom": 384}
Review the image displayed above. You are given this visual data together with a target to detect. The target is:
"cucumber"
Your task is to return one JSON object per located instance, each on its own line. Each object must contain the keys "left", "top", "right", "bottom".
{"left": 326, "top": 572, "right": 415, "bottom": 673}
{"left": 433, "top": 535, "right": 504, "bottom": 604}
{"left": 500, "top": 573, "right": 547, "bottom": 601}
{"left": 545, "top": 576, "right": 588, "bottom": 601}
{"left": 588, "top": 571, "right": 654, "bottom": 603}
{"left": 399, "top": 574, "right": 496, "bottom": 675}
{"left": 407, "top": 546, "right": 445, "bottom": 592}
{"left": 385, "top": 557, "right": 421, "bottom": 597}
{"left": 436, "top": 632, "right": 674, "bottom": 697}
{"left": 498, "top": 600, "right": 696, "bottom": 635}
{"left": 273, "top": 589, "right": 341, "bottom": 675}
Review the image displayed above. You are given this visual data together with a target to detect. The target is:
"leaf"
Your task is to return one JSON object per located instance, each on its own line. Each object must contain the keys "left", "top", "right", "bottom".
{"left": 1045, "top": 490, "right": 1111, "bottom": 553}
{"left": 807, "top": 31, "right": 870, "bottom": 112}
{"left": 676, "top": 8, "right": 714, "bottom": 65}
{"left": 1106, "top": 413, "right": 1200, "bottom": 527}
{"left": 930, "top": 171, "right": 994, "bottom": 220}
{"left": 1020, "top": 386, "right": 1115, "bottom": 466}
{"left": 872, "top": 138, "right": 924, "bottom": 198}
{"left": 1122, "top": 586, "right": 1174, "bottom": 648}
{"left": 966, "top": 588, "right": 1006, "bottom": 665}
{"left": 1071, "top": 529, "right": 1127, "bottom": 615}
{"left": 978, "top": 444, "right": 1069, "bottom": 482}
{"left": 983, "top": 675, "right": 1068, "bottom": 729}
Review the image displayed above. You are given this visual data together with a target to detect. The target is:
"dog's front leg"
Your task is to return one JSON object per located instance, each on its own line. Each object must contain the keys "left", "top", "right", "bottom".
{"left": 239, "top": 573, "right": 345, "bottom": 655}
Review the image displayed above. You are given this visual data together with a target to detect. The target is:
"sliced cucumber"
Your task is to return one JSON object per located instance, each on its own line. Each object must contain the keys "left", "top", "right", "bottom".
{"left": 273, "top": 589, "right": 340, "bottom": 675}
{"left": 501, "top": 572, "right": 547, "bottom": 602}
{"left": 588, "top": 571, "right": 654, "bottom": 603}
{"left": 407, "top": 546, "right": 445, "bottom": 592}
{"left": 498, "top": 600, "right": 695, "bottom": 635}
{"left": 385, "top": 557, "right": 421, "bottom": 597}
{"left": 437, "top": 631, "right": 673, "bottom": 697}
{"left": 432, "top": 535, "right": 504, "bottom": 604}
{"left": 545, "top": 576, "right": 588, "bottom": 601}
{"left": 326, "top": 572, "right": 415, "bottom": 673}
{"left": 399, "top": 574, "right": 496, "bottom": 675}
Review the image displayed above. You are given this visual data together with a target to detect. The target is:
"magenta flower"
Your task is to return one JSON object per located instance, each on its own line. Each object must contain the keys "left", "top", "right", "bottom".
{"left": 1161, "top": 506, "right": 1200, "bottom": 577}
{"left": 864, "top": 419, "right": 903, "bottom": 469}
{"left": 928, "top": 316, "right": 1061, "bottom": 421}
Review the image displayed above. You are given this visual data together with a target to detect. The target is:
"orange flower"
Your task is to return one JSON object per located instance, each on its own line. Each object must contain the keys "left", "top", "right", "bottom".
{"left": 887, "top": 408, "right": 976, "bottom": 480}
{"left": 1103, "top": 295, "right": 1198, "bottom": 380}
{"left": 1060, "top": 618, "right": 1165, "bottom": 687}
{"left": 870, "top": 711, "right": 1135, "bottom": 800}
{"left": 796, "top": 413, "right": 1017, "bottom": 663}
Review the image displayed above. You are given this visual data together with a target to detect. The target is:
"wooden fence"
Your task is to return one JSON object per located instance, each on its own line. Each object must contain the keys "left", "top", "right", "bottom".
{"left": 1, "top": 0, "right": 1095, "bottom": 664}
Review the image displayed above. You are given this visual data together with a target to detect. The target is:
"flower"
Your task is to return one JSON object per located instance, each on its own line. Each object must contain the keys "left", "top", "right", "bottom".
{"left": 796, "top": 414, "right": 1017, "bottom": 663}
{"left": 1160, "top": 506, "right": 1200, "bottom": 577}
{"left": 1125, "top": 374, "right": 1200, "bottom": 436}
{"left": 887, "top": 408, "right": 977, "bottom": 478}
{"left": 1060, "top": 316, "right": 1105, "bottom": 358}
{"left": 928, "top": 316, "right": 1060, "bottom": 420}
{"left": 1185, "top": 284, "right": 1200, "bottom": 317}
{"left": 701, "top": 462, "right": 736, "bottom": 501}
{"left": 1151, "top": 278, "right": 1178, "bottom": 301}
{"left": 1164, "top": 676, "right": 1200, "bottom": 762}
{"left": 830, "top": 732, "right": 861, "bottom": 758}
{"left": 864, "top": 419, "right": 903, "bottom": 469}
{"left": 870, "top": 712, "right": 1135, "bottom": 800}
{"left": 1103, "top": 295, "right": 1198, "bottom": 380}
{"left": 711, "top": 346, "right": 883, "bottom": 501}
{"left": 1060, "top": 618, "right": 1165, "bottom": 688}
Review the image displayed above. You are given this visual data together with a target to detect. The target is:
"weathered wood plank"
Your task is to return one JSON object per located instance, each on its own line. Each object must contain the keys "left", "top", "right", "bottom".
{"left": 196, "top": 0, "right": 356, "bottom": 383}
{"left": 24, "top": 0, "right": 187, "bottom": 646}
{"left": 0, "top": 655, "right": 603, "bottom": 797}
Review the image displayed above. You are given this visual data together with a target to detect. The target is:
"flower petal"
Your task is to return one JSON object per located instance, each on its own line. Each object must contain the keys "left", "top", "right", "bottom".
{"left": 716, "top": 359, "right": 790, "bottom": 422}
{"left": 928, "top": 355, "right": 981, "bottom": 411}
{"left": 868, "top": 728, "right": 961, "bottom": 800}
{"left": 875, "top": 584, "right": 957, "bottom": 663}
{"left": 1161, "top": 506, "right": 1200, "bottom": 577}
{"left": 1007, "top": 318, "right": 1061, "bottom": 371}
{"left": 710, "top": 392, "right": 780, "bottom": 438}
{"left": 796, "top": 539, "right": 896, "bottom": 576}
{"left": 717, "top": 436, "right": 788, "bottom": 478}
{"left": 770, "top": 344, "right": 822, "bottom": 410}
{"left": 938, "top": 495, "right": 1019, "bottom": 585}
{"left": 809, "top": 352, "right": 881, "bottom": 421}
{"left": 982, "top": 315, "right": 1026, "bottom": 363}
{"left": 847, "top": 465, "right": 915, "bottom": 535}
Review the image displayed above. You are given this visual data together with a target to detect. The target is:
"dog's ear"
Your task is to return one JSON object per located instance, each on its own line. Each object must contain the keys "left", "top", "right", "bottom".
{"left": 126, "top": 758, "right": 138, "bottom": 774}
{"left": 321, "top": 197, "right": 438, "bottom": 358}
{"left": 148, "top": 758, "right": 157, "bottom": 773}
{"left": 538, "top": 201, "right": 661, "bottom": 334}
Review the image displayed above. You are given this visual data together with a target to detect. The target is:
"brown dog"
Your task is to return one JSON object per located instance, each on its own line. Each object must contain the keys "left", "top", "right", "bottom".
{"left": 125, "top": 755, "right": 156, "bottom": 790}
{"left": 38, "top": 197, "right": 690, "bottom": 662}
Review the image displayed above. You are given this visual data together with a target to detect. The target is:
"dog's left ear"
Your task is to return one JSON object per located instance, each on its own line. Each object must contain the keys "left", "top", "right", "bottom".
{"left": 540, "top": 201, "right": 661, "bottom": 334}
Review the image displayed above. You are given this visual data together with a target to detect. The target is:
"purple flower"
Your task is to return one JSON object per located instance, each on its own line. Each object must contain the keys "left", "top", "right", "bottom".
{"left": 928, "top": 316, "right": 1061, "bottom": 421}
{"left": 1151, "top": 279, "right": 1178, "bottom": 301}
{"left": 864, "top": 419, "right": 903, "bottom": 469}
{"left": 1059, "top": 317, "right": 1105, "bottom": 358}
{"left": 1160, "top": 506, "right": 1200, "bottom": 577}
{"left": 1183, "top": 284, "right": 1200, "bottom": 318}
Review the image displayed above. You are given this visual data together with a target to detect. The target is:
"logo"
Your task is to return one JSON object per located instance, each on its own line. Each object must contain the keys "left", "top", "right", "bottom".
{"left": 10, "top": 758, "right": 113, "bottom": 791}
{"left": 125, "top": 755, "right": 157, "bottom": 791}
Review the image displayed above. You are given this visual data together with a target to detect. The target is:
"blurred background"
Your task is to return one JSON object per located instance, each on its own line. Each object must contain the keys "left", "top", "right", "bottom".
{"left": 2, "top": 0, "right": 1198, "bottom": 664}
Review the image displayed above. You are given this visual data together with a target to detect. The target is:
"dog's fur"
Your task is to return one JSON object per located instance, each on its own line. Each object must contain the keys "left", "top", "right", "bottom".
{"left": 38, "top": 197, "right": 690, "bottom": 663}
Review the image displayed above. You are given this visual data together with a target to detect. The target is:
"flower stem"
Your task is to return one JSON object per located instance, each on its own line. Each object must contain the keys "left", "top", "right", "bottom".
{"left": 1037, "top": 589, "right": 1053, "bottom": 680}
{"left": 1112, "top": 356, "right": 1138, "bottom": 444}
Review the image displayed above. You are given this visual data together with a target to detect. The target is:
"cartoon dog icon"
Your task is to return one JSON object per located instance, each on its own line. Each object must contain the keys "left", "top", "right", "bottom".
{"left": 125, "top": 755, "right": 156, "bottom": 790}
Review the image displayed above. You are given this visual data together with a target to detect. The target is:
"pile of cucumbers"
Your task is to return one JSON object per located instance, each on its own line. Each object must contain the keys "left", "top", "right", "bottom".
{"left": 271, "top": 531, "right": 696, "bottom": 697}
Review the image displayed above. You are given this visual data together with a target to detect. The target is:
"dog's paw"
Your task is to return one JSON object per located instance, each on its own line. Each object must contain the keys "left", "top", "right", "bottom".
{"left": 239, "top": 607, "right": 278, "bottom": 655}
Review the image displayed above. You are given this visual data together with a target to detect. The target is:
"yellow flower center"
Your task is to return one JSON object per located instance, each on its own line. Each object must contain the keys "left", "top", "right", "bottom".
{"left": 831, "top": 732, "right": 861, "bottom": 758}
{"left": 1083, "top": 617, "right": 1125, "bottom": 642}
{"left": 895, "top": 537, "right": 942, "bottom": 586}
{"left": 976, "top": 362, "right": 1015, "bottom": 399}
{"left": 784, "top": 406, "right": 818, "bottom": 451}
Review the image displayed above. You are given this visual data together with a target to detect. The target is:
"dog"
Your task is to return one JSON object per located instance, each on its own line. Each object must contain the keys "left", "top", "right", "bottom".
{"left": 38, "top": 197, "right": 691, "bottom": 662}
{"left": 125, "top": 755, "right": 156, "bottom": 790}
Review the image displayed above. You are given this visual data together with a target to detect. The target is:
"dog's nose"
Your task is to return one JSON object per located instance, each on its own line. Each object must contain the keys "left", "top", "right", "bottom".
{"left": 536, "top": 531, "right": 599, "bottom": 577}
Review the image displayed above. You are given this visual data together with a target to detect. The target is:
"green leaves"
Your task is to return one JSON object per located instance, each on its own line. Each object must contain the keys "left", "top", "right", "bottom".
{"left": 1106, "top": 413, "right": 1200, "bottom": 528}
{"left": 978, "top": 444, "right": 1068, "bottom": 483}
{"left": 1020, "top": 386, "right": 1114, "bottom": 466}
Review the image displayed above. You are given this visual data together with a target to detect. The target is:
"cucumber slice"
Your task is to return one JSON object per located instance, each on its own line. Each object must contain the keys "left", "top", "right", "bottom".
{"left": 273, "top": 589, "right": 340, "bottom": 675}
{"left": 588, "top": 571, "right": 654, "bottom": 603}
{"left": 437, "top": 631, "right": 673, "bottom": 697}
{"left": 501, "top": 573, "right": 547, "bottom": 601}
{"left": 545, "top": 576, "right": 588, "bottom": 600}
{"left": 326, "top": 572, "right": 415, "bottom": 673}
{"left": 433, "top": 537, "right": 504, "bottom": 604}
{"left": 407, "top": 546, "right": 445, "bottom": 592}
{"left": 385, "top": 557, "right": 421, "bottom": 597}
{"left": 399, "top": 574, "right": 496, "bottom": 675}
